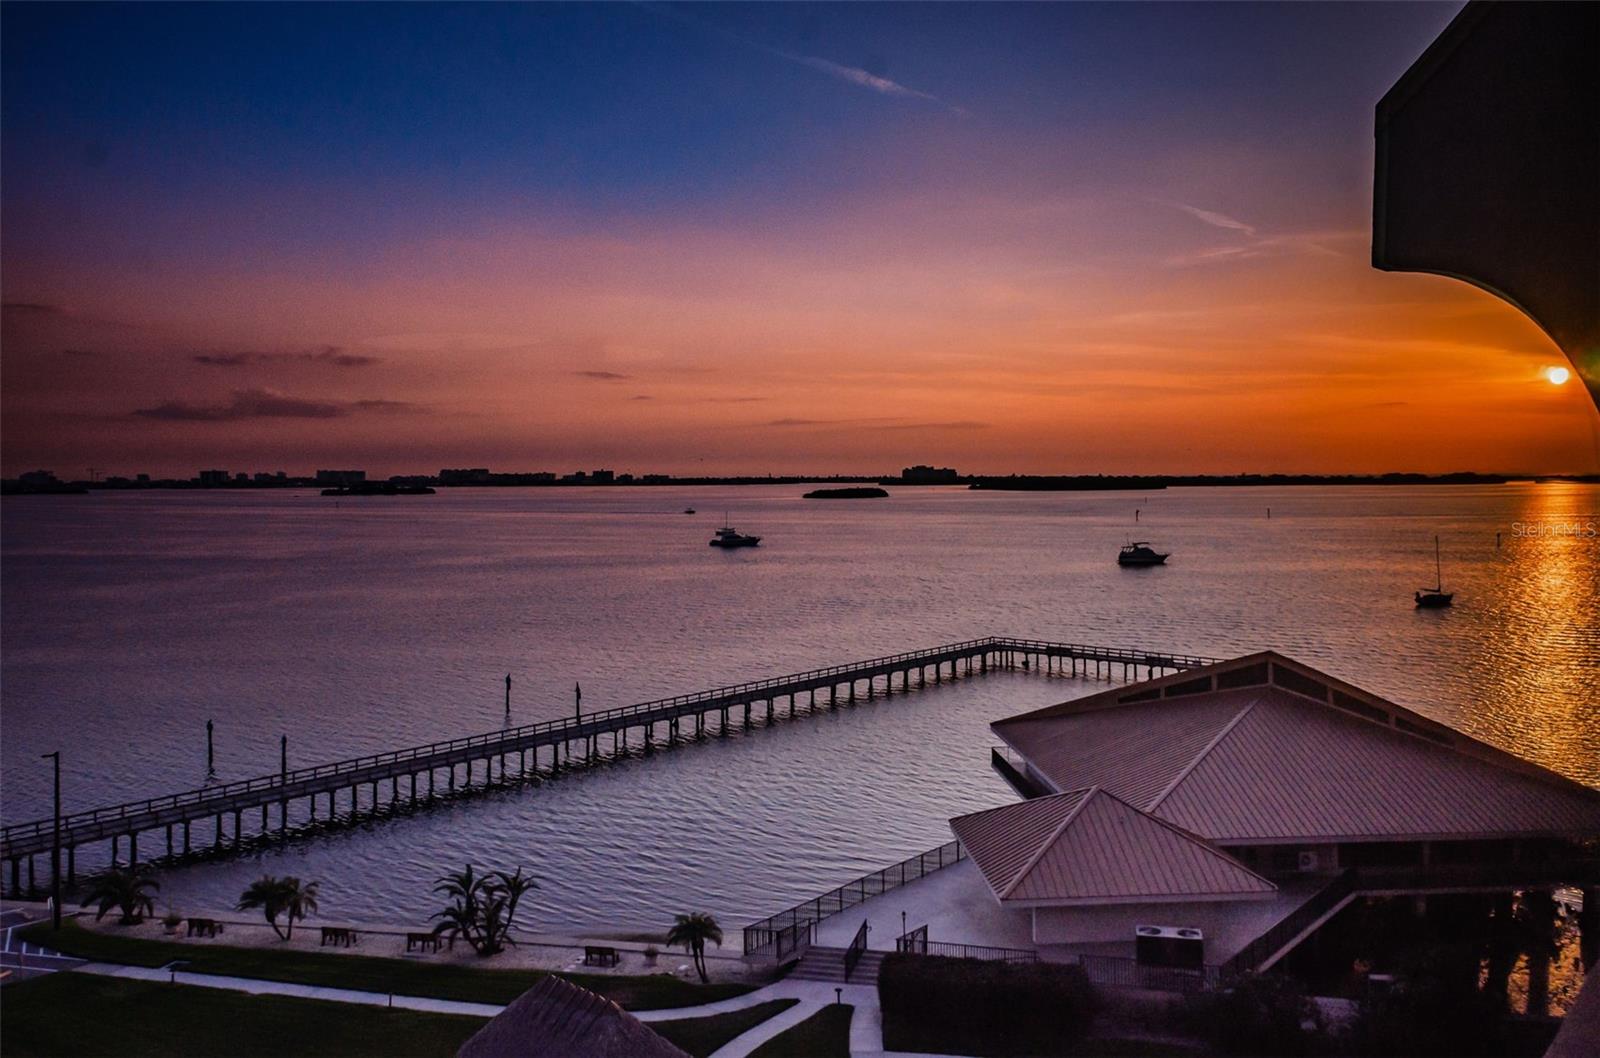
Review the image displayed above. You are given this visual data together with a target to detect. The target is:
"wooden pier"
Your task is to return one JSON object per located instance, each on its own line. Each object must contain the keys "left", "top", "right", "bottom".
{"left": 0, "top": 636, "right": 1216, "bottom": 897}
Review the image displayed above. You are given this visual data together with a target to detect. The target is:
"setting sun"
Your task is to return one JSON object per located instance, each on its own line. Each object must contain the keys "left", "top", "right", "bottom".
{"left": 1545, "top": 365, "right": 1572, "bottom": 385}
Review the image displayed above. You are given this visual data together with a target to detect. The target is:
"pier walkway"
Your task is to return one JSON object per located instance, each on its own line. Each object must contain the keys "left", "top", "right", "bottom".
{"left": 1, "top": 636, "right": 1216, "bottom": 896}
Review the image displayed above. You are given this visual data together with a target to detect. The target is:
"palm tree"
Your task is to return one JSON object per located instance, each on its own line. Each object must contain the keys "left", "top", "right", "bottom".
{"left": 80, "top": 867, "right": 159, "bottom": 925}
{"left": 666, "top": 912, "right": 723, "bottom": 984}
{"left": 238, "top": 876, "right": 290, "bottom": 939}
{"left": 431, "top": 865, "right": 538, "bottom": 956}
{"left": 278, "top": 877, "right": 320, "bottom": 940}
{"left": 432, "top": 864, "right": 491, "bottom": 953}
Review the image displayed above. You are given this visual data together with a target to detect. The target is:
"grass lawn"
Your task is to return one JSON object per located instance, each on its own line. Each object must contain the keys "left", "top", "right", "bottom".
{"left": 1, "top": 972, "right": 488, "bottom": 1058}
{"left": 20, "top": 920, "right": 755, "bottom": 1011}
{"left": 651, "top": 999, "right": 799, "bottom": 1058}
{"left": 749, "top": 1003, "right": 853, "bottom": 1058}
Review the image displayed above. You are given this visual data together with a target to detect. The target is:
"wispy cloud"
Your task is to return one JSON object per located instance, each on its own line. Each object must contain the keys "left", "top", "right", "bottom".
{"left": 132, "top": 388, "right": 418, "bottom": 422}
{"left": 782, "top": 52, "right": 960, "bottom": 112}
{"left": 763, "top": 416, "right": 987, "bottom": 430}
{"left": 575, "top": 370, "right": 630, "bottom": 381}
{"left": 1172, "top": 204, "right": 1257, "bottom": 236}
{"left": 1164, "top": 202, "right": 1354, "bottom": 268}
{"left": 649, "top": 5, "right": 963, "bottom": 114}
{"left": 2, "top": 301, "right": 63, "bottom": 316}
{"left": 871, "top": 420, "right": 991, "bottom": 431}
{"left": 193, "top": 346, "right": 379, "bottom": 369}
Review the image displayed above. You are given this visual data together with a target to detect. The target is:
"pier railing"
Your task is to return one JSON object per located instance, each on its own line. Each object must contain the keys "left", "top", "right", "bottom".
{"left": 3, "top": 636, "right": 1217, "bottom": 865}
{"left": 0, "top": 637, "right": 1209, "bottom": 851}
{"left": 0, "top": 642, "right": 996, "bottom": 849}
{"left": 743, "top": 840, "right": 965, "bottom": 957}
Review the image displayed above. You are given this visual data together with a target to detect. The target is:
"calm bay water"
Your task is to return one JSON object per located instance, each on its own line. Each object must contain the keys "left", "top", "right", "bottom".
{"left": 2, "top": 484, "right": 1596, "bottom": 933}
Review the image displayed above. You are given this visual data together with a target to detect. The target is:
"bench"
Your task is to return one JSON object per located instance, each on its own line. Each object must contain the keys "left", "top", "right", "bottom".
{"left": 584, "top": 945, "right": 620, "bottom": 968}
{"left": 405, "top": 932, "right": 442, "bottom": 953}
{"left": 320, "top": 927, "right": 359, "bottom": 948}
{"left": 185, "top": 918, "right": 224, "bottom": 938}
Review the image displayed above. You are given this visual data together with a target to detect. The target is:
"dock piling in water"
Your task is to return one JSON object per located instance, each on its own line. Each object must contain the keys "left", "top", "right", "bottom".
{"left": 0, "top": 636, "right": 1217, "bottom": 895}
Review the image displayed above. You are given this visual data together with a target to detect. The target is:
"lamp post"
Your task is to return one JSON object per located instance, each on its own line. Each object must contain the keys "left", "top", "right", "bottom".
{"left": 206, "top": 720, "right": 215, "bottom": 779}
{"left": 574, "top": 681, "right": 582, "bottom": 722}
{"left": 41, "top": 751, "right": 61, "bottom": 930}
{"left": 504, "top": 674, "right": 512, "bottom": 720}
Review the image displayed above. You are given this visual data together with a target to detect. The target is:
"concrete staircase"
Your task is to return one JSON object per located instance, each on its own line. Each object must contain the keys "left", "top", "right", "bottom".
{"left": 790, "top": 945, "right": 887, "bottom": 984}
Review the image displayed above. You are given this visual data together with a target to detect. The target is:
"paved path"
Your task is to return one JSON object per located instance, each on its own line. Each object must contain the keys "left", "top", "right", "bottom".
{"left": 20, "top": 954, "right": 971, "bottom": 1058}
{"left": 638, "top": 976, "right": 891, "bottom": 1058}
{"left": 77, "top": 960, "right": 507, "bottom": 1017}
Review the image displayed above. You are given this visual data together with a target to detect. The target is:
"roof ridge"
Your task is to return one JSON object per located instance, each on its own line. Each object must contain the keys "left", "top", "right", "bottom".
{"left": 999, "top": 786, "right": 1097, "bottom": 899}
{"left": 991, "top": 651, "right": 1284, "bottom": 728}
{"left": 1091, "top": 789, "right": 1278, "bottom": 891}
{"left": 1261, "top": 658, "right": 1600, "bottom": 797}
{"left": 1144, "top": 698, "right": 1258, "bottom": 813}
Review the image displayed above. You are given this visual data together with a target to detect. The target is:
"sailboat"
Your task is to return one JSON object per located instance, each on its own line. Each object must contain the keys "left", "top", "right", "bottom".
{"left": 1414, "top": 536, "right": 1454, "bottom": 608}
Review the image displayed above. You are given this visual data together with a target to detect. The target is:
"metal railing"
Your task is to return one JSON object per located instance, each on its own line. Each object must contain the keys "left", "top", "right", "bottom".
{"left": 995, "top": 637, "right": 1218, "bottom": 670}
{"left": 3, "top": 635, "right": 1217, "bottom": 856}
{"left": 1071, "top": 952, "right": 1223, "bottom": 993}
{"left": 743, "top": 840, "right": 966, "bottom": 956}
{"left": 896, "top": 938, "right": 1039, "bottom": 964}
{"left": 1220, "top": 868, "right": 1356, "bottom": 976}
{"left": 844, "top": 920, "right": 870, "bottom": 981}
{"left": 895, "top": 924, "right": 929, "bottom": 954}
{"left": 990, "top": 745, "right": 1051, "bottom": 798}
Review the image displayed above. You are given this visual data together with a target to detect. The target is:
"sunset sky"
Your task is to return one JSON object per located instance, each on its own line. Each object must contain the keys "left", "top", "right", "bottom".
{"left": 4, "top": 2, "right": 1596, "bottom": 478}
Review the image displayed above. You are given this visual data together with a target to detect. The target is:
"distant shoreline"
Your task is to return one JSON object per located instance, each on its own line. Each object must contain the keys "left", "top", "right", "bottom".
{"left": 5, "top": 470, "right": 1596, "bottom": 495}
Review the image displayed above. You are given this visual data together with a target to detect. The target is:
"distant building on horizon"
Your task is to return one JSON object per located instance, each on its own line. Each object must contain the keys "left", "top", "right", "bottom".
{"left": 197, "top": 469, "right": 229, "bottom": 486}
{"left": 902, "top": 464, "right": 960, "bottom": 484}
{"left": 315, "top": 469, "right": 366, "bottom": 485}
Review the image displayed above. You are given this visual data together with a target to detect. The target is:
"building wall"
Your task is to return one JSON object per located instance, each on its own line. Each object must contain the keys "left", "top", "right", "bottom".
{"left": 1032, "top": 901, "right": 1251, "bottom": 947}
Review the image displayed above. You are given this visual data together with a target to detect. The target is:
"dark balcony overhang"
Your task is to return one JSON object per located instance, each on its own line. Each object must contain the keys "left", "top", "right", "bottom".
{"left": 1373, "top": 1, "right": 1599, "bottom": 411}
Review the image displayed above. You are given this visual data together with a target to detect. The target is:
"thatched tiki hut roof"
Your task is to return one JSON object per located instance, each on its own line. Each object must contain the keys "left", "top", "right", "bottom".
{"left": 457, "top": 976, "right": 689, "bottom": 1058}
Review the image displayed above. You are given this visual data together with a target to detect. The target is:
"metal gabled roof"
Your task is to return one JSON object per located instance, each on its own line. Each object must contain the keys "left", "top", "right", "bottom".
{"left": 951, "top": 787, "right": 1276, "bottom": 906}
{"left": 992, "top": 651, "right": 1600, "bottom": 846}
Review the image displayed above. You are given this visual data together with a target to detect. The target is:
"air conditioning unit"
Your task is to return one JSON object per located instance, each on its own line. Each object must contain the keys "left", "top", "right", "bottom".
{"left": 1297, "top": 850, "right": 1321, "bottom": 872}
{"left": 1135, "top": 925, "right": 1205, "bottom": 969}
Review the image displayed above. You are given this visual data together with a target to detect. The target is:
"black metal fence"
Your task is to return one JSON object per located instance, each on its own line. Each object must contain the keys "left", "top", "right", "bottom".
{"left": 845, "top": 920, "right": 870, "bottom": 980}
{"left": 1071, "top": 952, "right": 1223, "bottom": 993}
{"left": 896, "top": 938, "right": 1039, "bottom": 964}
{"left": 895, "top": 924, "right": 929, "bottom": 954}
{"left": 742, "top": 840, "right": 965, "bottom": 957}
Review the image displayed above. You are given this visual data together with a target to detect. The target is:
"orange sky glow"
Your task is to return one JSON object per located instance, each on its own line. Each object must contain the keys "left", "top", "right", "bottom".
{"left": 4, "top": 3, "right": 1596, "bottom": 478}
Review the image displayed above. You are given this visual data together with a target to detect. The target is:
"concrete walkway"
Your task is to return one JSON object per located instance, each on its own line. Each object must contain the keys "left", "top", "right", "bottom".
{"left": 638, "top": 975, "right": 908, "bottom": 1058}
{"left": 5, "top": 913, "right": 936, "bottom": 1058}
{"left": 76, "top": 960, "right": 506, "bottom": 1017}
{"left": 634, "top": 976, "right": 874, "bottom": 1055}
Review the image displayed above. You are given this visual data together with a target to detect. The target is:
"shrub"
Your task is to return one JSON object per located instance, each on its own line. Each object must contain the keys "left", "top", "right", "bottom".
{"left": 1347, "top": 945, "right": 1509, "bottom": 1057}
{"left": 1175, "top": 973, "right": 1324, "bottom": 1056}
{"left": 879, "top": 954, "right": 1096, "bottom": 1055}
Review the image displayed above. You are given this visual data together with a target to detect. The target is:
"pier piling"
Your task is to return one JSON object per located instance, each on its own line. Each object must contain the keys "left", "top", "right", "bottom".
{"left": 0, "top": 636, "right": 1218, "bottom": 888}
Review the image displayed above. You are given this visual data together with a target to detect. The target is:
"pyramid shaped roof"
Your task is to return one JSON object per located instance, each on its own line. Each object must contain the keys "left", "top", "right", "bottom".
{"left": 950, "top": 787, "right": 1276, "bottom": 906}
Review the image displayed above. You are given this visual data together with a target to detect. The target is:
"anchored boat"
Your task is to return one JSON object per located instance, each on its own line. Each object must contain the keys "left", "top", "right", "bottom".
{"left": 710, "top": 524, "right": 761, "bottom": 548}
{"left": 1118, "top": 541, "right": 1169, "bottom": 567}
{"left": 1415, "top": 535, "right": 1454, "bottom": 608}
